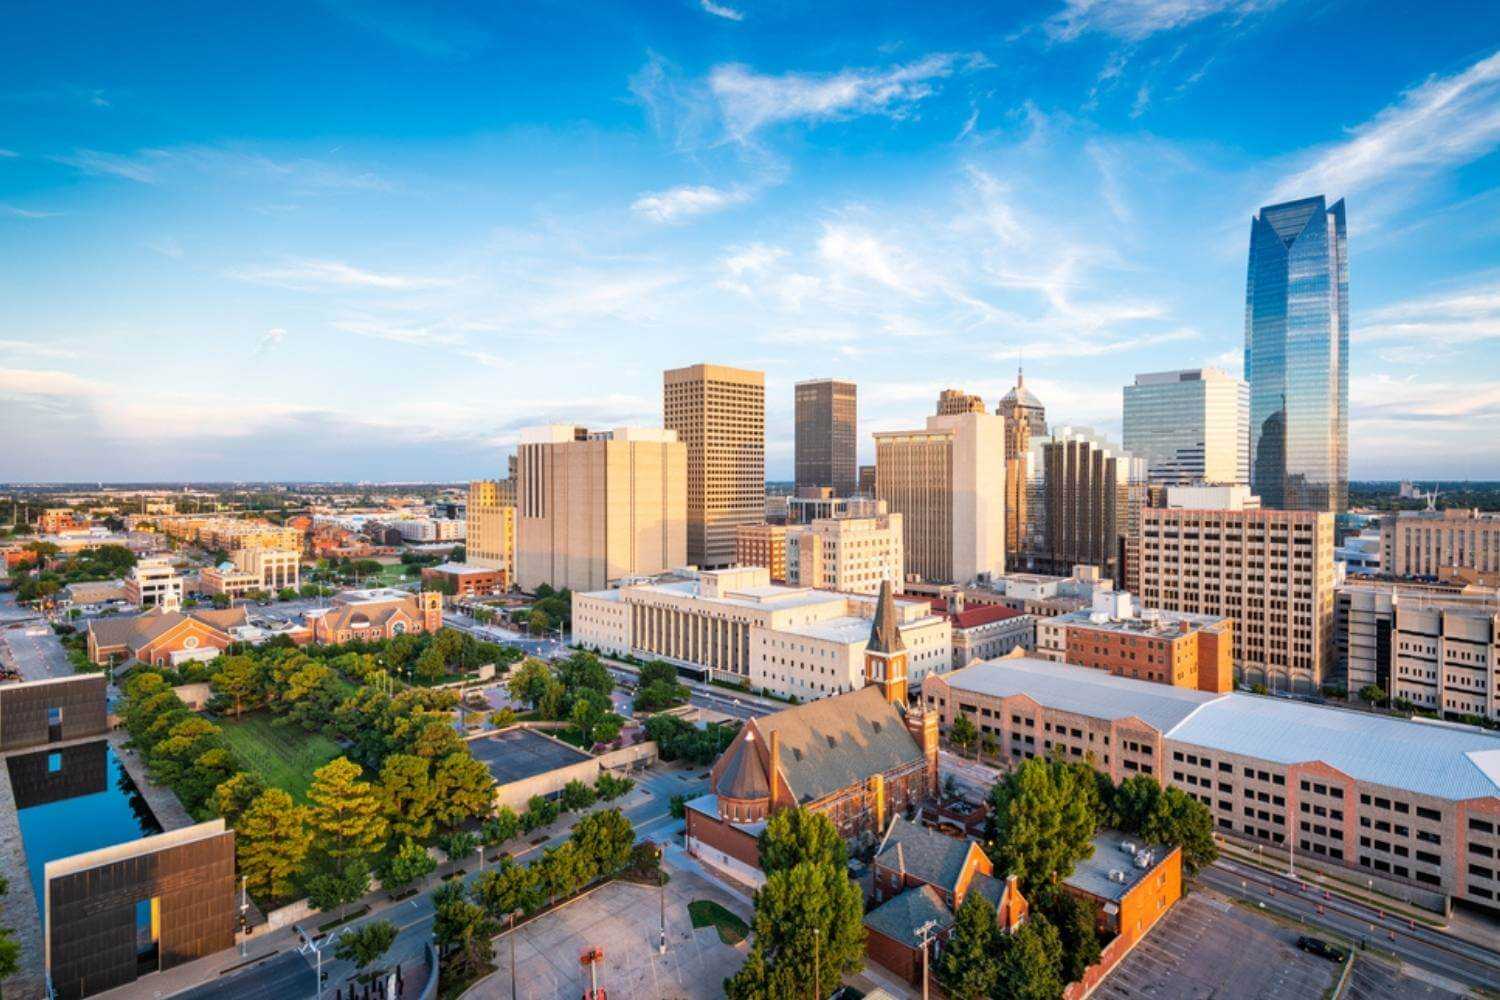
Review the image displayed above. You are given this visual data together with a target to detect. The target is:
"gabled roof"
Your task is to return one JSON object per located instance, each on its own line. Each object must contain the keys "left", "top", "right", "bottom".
{"left": 750, "top": 686, "right": 923, "bottom": 804}
{"left": 88, "top": 606, "right": 248, "bottom": 653}
{"left": 952, "top": 604, "right": 1025, "bottom": 629}
{"left": 864, "top": 885, "right": 952, "bottom": 944}
{"left": 317, "top": 598, "right": 415, "bottom": 633}
{"left": 874, "top": 816, "right": 974, "bottom": 894}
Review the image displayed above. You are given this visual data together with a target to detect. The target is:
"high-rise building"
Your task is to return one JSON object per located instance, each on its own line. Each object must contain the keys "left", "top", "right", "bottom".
{"left": 996, "top": 368, "right": 1046, "bottom": 565}
{"left": 1021, "top": 426, "right": 1143, "bottom": 583}
{"left": 466, "top": 479, "right": 515, "bottom": 580}
{"left": 1245, "top": 195, "right": 1349, "bottom": 512}
{"left": 935, "top": 388, "right": 986, "bottom": 415}
{"left": 1379, "top": 509, "right": 1500, "bottom": 584}
{"left": 1137, "top": 492, "right": 1335, "bottom": 692}
{"left": 663, "top": 364, "right": 765, "bottom": 569}
{"left": 858, "top": 464, "right": 877, "bottom": 498}
{"left": 785, "top": 513, "right": 904, "bottom": 595}
{"left": 874, "top": 411, "right": 1005, "bottom": 585}
{"left": 794, "top": 379, "right": 857, "bottom": 496}
{"left": 515, "top": 425, "right": 686, "bottom": 592}
{"left": 1124, "top": 368, "right": 1248, "bottom": 485}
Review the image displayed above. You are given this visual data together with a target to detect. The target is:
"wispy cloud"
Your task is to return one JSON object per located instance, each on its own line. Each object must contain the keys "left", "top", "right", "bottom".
{"left": 1008, "top": 327, "right": 1197, "bottom": 359}
{"left": 700, "top": 0, "right": 744, "bottom": 21}
{"left": 255, "top": 328, "right": 286, "bottom": 355}
{"left": 1045, "top": 0, "right": 1282, "bottom": 43}
{"left": 51, "top": 145, "right": 394, "bottom": 194}
{"left": 331, "top": 318, "right": 463, "bottom": 346}
{"left": 0, "top": 148, "right": 18, "bottom": 158}
{"left": 709, "top": 53, "right": 977, "bottom": 141}
{"left": 0, "top": 204, "right": 60, "bottom": 219}
{"left": 231, "top": 258, "right": 456, "bottom": 292}
{"left": 52, "top": 148, "right": 166, "bottom": 183}
{"left": 315, "top": 0, "right": 489, "bottom": 58}
{"left": 631, "top": 184, "right": 751, "bottom": 223}
{"left": 0, "top": 340, "right": 81, "bottom": 361}
{"left": 1272, "top": 49, "right": 1500, "bottom": 205}
{"left": 1359, "top": 280, "right": 1500, "bottom": 349}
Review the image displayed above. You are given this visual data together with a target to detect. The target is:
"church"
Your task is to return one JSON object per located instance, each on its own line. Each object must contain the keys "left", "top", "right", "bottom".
{"left": 683, "top": 580, "right": 941, "bottom": 886}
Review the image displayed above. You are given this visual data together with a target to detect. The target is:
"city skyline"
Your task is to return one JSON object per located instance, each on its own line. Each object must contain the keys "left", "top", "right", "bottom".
{"left": 4, "top": 4, "right": 1500, "bottom": 482}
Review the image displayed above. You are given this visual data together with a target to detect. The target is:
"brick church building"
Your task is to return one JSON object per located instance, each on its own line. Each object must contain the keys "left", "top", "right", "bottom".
{"left": 684, "top": 580, "right": 941, "bottom": 886}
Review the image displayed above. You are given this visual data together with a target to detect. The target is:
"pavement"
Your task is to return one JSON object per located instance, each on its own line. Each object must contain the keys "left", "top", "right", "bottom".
{"left": 1, "top": 616, "right": 73, "bottom": 681}
{"left": 1343, "top": 953, "right": 1473, "bottom": 999}
{"left": 1094, "top": 889, "right": 1340, "bottom": 1000}
{"left": 1198, "top": 859, "right": 1500, "bottom": 993}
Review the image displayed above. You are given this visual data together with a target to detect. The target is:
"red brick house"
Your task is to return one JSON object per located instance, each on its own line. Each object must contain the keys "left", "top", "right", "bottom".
{"left": 86, "top": 606, "right": 249, "bottom": 668}
{"left": 684, "top": 581, "right": 941, "bottom": 887}
{"left": 864, "top": 816, "right": 1028, "bottom": 985}
{"left": 307, "top": 589, "right": 442, "bottom": 644}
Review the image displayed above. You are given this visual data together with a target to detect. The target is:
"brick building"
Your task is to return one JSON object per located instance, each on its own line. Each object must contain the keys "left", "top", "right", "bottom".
{"left": 421, "top": 562, "right": 508, "bottom": 597}
{"left": 1035, "top": 591, "right": 1233, "bottom": 693}
{"left": 683, "top": 582, "right": 941, "bottom": 885}
{"left": 86, "top": 607, "right": 249, "bottom": 668}
{"left": 307, "top": 589, "right": 442, "bottom": 644}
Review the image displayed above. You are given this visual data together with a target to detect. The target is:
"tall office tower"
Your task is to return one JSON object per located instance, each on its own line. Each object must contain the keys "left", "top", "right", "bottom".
{"left": 874, "top": 411, "right": 1005, "bottom": 584}
{"left": 935, "top": 389, "right": 986, "bottom": 415}
{"left": 466, "top": 479, "right": 515, "bottom": 581}
{"left": 1137, "top": 488, "right": 1335, "bottom": 692}
{"left": 1024, "top": 426, "right": 1143, "bottom": 584}
{"left": 996, "top": 368, "right": 1047, "bottom": 565}
{"left": 515, "top": 425, "right": 686, "bottom": 592}
{"left": 663, "top": 363, "right": 766, "bottom": 569}
{"left": 1245, "top": 195, "right": 1348, "bottom": 512}
{"left": 1123, "top": 368, "right": 1249, "bottom": 485}
{"left": 858, "top": 464, "right": 877, "bottom": 498}
{"left": 794, "top": 379, "right": 857, "bottom": 497}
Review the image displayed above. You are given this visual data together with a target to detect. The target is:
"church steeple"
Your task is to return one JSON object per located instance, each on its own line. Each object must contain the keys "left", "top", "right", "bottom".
{"left": 864, "top": 580, "right": 909, "bottom": 707}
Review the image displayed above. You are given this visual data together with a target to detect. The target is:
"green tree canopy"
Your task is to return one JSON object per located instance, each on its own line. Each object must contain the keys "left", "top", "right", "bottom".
{"left": 237, "top": 788, "right": 313, "bottom": 904}
{"left": 334, "top": 919, "right": 397, "bottom": 979}
{"left": 307, "top": 757, "right": 389, "bottom": 865}
{"left": 994, "top": 912, "right": 1065, "bottom": 1000}
{"left": 936, "top": 891, "right": 1000, "bottom": 999}
{"left": 757, "top": 808, "right": 849, "bottom": 876}
{"left": 724, "top": 860, "right": 865, "bottom": 1000}
{"left": 986, "top": 758, "right": 1096, "bottom": 892}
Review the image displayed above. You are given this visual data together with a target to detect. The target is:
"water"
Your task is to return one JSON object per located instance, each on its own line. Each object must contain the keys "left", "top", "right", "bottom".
{"left": 7, "top": 740, "right": 162, "bottom": 906}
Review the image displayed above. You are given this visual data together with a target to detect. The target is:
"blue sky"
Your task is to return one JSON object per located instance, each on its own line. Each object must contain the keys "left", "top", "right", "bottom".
{"left": 3, "top": 0, "right": 1499, "bottom": 482}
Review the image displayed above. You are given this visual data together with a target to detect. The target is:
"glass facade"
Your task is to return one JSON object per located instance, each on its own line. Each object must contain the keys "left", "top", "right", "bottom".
{"left": 1123, "top": 368, "right": 1248, "bottom": 485}
{"left": 794, "top": 378, "right": 857, "bottom": 496}
{"left": 1244, "top": 195, "right": 1348, "bottom": 512}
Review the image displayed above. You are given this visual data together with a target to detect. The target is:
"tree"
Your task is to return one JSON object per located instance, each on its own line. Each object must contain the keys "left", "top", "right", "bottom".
{"left": 570, "top": 693, "right": 607, "bottom": 746}
{"left": 237, "top": 789, "right": 313, "bottom": 904}
{"left": 757, "top": 808, "right": 848, "bottom": 876}
{"left": 561, "top": 778, "right": 596, "bottom": 813}
{"left": 307, "top": 757, "right": 389, "bottom": 865}
{"left": 994, "top": 913, "right": 1065, "bottom": 1000}
{"left": 638, "top": 659, "right": 679, "bottom": 687}
{"left": 570, "top": 808, "right": 634, "bottom": 880}
{"left": 634, "top": 678, "right": 688, "bottom": 712}
{"left": 488, "top": 707, "right": 517, "bottom": 730}
{"left": 936, "top": 892, "right": 999, "bottom": 999}
{"left": 1140, "top": 785, "right": 1219, "bottom": 876}
{"left": 432, "top": 752, "right": 495, "bottom": 829}
{"left": 380, "top": 838, "right": 437, "bottom": 893}
{"left": 414, "top": 645, "right": 446, "bottom": 684}
{"left": 441, "top": 829, "right": 480, "bottom": 865}
{"left": 211, "top": 771, "right": 267, "bottom": 827}
{"left": 950, "top": 712, "right": 979, "bottom": 756}
{"left": 482, "top": 806, "right": 520, "bottom": 847}
{"left": 507, "top": 658, "right": 553, "bottom": 709}
{"left": 211, "top": 655, "right": 264, "bottom": 719}
{"left": 536, "top": 842, "right": 590, "bottom": 904}
{"left": 594, "top": 772, "right": 634, "bottom": 801}
{"left": 1359, "top": 684, "right": 1387, "bottom": 708}
{"left": 556, "top": 651, "right": 613, "bottom": 701}
{"left": 379, "top": 754, "right": 438, "bottom": 842}
{"left": 528, "top": 608, "right": 550, "bottom": 635}
{"left": 520, "top": 794, "right": 558, "bottom": 833}
{"left": 472, "top": 858, "right": 543, "bottom": 920}
{"left": 432, "top": 890, "right": 495, "bottom": 976}
{"left": 1034, "top": 887, "right": 1101, "bottom": 984}
{"left": 724, "top": 860, "right": 865, "bottom": 999}
{"left": 307, "top": 859, "right": 372, "bottom": 920}
{"left": 986, "top": 758, "right": 1096, "bottom": 892}
{"left": 334, "top": 920, "right": 397, "bottom": 980}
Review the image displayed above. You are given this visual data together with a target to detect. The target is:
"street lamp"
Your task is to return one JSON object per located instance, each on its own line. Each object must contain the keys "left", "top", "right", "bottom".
{"left": 295, "top": 924, "right": 341, "bottom": 1000}
{"left": 656, "top": 842, "right": 667, "bottom": 955}
{"left": 813, "top": 927, "right": 821, "bottom": 1000}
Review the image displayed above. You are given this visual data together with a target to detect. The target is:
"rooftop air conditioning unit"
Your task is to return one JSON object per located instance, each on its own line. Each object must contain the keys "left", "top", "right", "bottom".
{"left": 1135, "top": 851, "right": 1152, "bottom": 868}
{"left": 1108, "top": 869, "right": 1127, "bottom": 883}
{"left": 1121, "top": 841, "right": 1137, "bottom": 854}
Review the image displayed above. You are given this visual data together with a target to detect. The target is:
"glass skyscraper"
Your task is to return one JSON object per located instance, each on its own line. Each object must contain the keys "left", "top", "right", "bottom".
{"left": 1123, "top": 367, "right": 1248, "bottom": 485}
{"left": 1244, "top": 195, "right": 1348, "bottom": 512}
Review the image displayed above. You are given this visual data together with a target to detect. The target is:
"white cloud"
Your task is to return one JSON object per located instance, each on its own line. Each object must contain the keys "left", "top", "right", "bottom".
{"left": 256, "top": 328, "right": 286, "bottom": 354}
{"left": 1130, "top": 84, "right": 1152, "bottom": 118}
{"left": 0, "top": 367, "right": 106, "bottom": 398}
{"left": 817, "top": 224, "right": 925, "bottom": 296}
{"left": 332, "top": 319, "right": 464, "bottom": 346}
{"left": 1045, "top": 0, "right": 1282, "bottom": 43}
{"left": 631, "top": 184, "right": 751, "bottom": 223}
{"left": 52, "top": 148, "right": 166, "bottom": 183}
{"left": 1272, "top": 50, "right": 1500, "bottom": 205}
{"left": 700, "top": 0, "right": 744, "bottom": 21}
{"left": 709, "top": 54, "right": 969, "bottom": 140}
{"left": 232, "top": 258, "right": 456, "bottom": 291}
{"left": 0, "top": 341, "right": 81, "bottom": 361}
{"left": 1358, "top": 281, "right": 1500, "bottom": 348}
{"left": 0, "top": 204, "right": 59, "bottom": 219}
{"left": 1008, "top": 327, "right": 1197, "bottom": 359}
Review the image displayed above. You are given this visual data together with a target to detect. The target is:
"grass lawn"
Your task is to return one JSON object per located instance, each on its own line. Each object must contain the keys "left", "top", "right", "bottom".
{"left": 218, "top": 712, "right": 343, "bottom": 802}
{"left": 688, "top": 899, "right": 749, "bottom": 945}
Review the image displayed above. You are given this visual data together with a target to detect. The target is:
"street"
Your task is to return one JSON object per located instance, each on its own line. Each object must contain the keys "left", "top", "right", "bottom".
{"left": 1197, "top": 859, "right": 1500, "bottom": 992}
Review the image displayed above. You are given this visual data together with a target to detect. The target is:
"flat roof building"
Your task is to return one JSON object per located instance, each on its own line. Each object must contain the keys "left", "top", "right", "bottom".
{"left": 1035, "top": 591, "right": 1234, "bottom": 693}
{"left": 795, "top": 378, "right": 857, "bottom": 497}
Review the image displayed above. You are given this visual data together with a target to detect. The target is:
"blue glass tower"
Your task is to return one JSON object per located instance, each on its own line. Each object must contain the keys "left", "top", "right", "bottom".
{"left": 1244, "top": 195, "right": 1348, "bottom": 512}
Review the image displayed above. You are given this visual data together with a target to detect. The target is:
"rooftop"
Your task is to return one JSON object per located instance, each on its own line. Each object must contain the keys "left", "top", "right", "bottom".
{"left": 952, "top": 604, "right": 1027, "bottom": 629}
{"left": 426, "top": 562, "right": 500, "bottom": 576}
{"left": 466, "top": 728, "right": 592, "bottom": 785}
{"left": 864, "top": 885, "right": 952, "bottom": 944}
{"left": 874, "top": 816, "right": 975, "bottom": 892}
{"left": 1063, "top": 830, "right": 1174, "bottom": 904}
{"left": 1050, "top": 607, "right": 1229, "bottom": 638}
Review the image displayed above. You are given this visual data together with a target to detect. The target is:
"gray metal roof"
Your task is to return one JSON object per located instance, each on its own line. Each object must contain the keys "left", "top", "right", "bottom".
{"left": 1168, "top": 696, "right": 1500, "bottom": 802}
{"left": 944, "top": 657, "right": 1221, "bottom": 733}
{"left": 754, "top": 686, "right": 924, "bottom": 804}
{"left": 863, "top": 885, "right": 952, "bottom": 943}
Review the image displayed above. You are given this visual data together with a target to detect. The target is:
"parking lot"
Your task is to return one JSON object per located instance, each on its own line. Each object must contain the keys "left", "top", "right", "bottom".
{"left": 465, "top": 870, "right": 750, "bottom": 1000}
{"left": 1095, "top": 890, "right": 1341, "bottom": 1000}
{"left": 1345, "top": 954, "right": 1471, "bottom": 1000}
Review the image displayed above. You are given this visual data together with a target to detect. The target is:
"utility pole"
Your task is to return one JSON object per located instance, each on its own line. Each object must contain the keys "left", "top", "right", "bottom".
{"left": 509, "top": 911, "right": 519, "bottom": 1000}
{"left": 658, "top": 843, "right": 667, "bottom": 955}
{"left": 915, "top": 918, "right": 938, "bottom": 1000}
{"left": 813, "top": 927, "right": 820, "bottom": 1000}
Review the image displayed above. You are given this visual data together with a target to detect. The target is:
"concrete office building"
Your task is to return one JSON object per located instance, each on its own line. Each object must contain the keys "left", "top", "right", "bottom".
{"left": 785, "top": 513, "right": 904, "bottom": 595}
{"left": 573, "top": 566, "right": 951, "bottom": 700}
{"left": 935, "top": 388, "right": 987, "bottom": 415}
{"left": 786, "top": 493, "right": 885, "bottom": 525}
{"left": 466, "top": 478, "right": 516, "bottom": 579}
{"left": 1022, "top": 426, "right": 1143, "bottom": 584}
{"left": 124, "top": 556, "right": 183, "bottom": 610}
{"left": 663, "top": 364, "right": 765, "bottom": 569}
{"left": 996, "top": 368, "right": 1046, "bottom": 566}
{"left": 795, "top": 379, "right": 857, "bottom": 496}
{"left": 1337, "top": 580, "right": 1500, "bottom": 722}
{"left": 198, "top": 547, "right": 300, "bottom": 598}
{"left": 1380, "top": 509, "right": 1500, "bottom": 583}
{"left": 515, "top": 425, "right": 686, "bottom": 593}
{"left": 947, "top": 604, "right": 1034, "bottom": 667}
{"left": 1034, "top": 590, "right": 1234, "bottom": 693}
{"left": 1137, "top": 494, "right": 1335, "bottom": 692}
{"left": 1123, "top": 368, "right": 1249, "bottom": 485}
{"left": 875, "top": 411, "right": 1005, "bottom": 585}
{"left": 922, "top": 656, "right": 1500, "bottom": 915}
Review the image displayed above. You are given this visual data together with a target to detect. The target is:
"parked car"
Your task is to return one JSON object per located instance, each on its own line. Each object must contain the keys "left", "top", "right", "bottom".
{"left": 1296, "top": 936, "right": 1345, "bottom": 962}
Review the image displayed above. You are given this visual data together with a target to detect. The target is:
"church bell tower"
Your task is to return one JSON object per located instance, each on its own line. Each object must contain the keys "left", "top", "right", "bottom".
{"left": 864, "top": 580, "right": 908, "bottom": 707}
